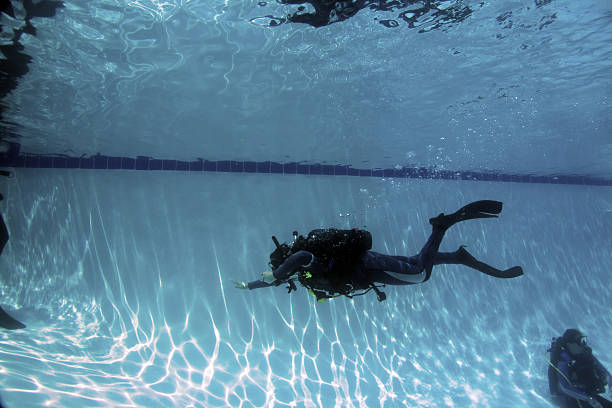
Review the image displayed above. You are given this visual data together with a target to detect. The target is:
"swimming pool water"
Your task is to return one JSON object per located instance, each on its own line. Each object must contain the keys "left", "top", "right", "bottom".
{"left": 1, "top": 0, "right": 612, "bottom": 406}
{"left": 1, "top": 170, "right": 611, "bottom": 407}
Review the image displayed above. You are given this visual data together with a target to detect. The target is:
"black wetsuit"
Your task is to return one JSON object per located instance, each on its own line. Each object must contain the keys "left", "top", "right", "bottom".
{"left": 248, "top": 225, "right": 465, "bottom": 289}
{"left": 548, "top": 340, "right": 612, "bottom": 408}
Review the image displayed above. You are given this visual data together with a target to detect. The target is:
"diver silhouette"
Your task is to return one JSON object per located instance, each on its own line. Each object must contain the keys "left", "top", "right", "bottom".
{"left": 0, "top": 172, "right": 26, "bottom": 330}
{"left": 548, "top": 329, "right": 612, "bottom": 408}
{"left": 252, "top": 0, "right": 474, "bottom": 29}
{"left": 233, "top": 200, "right": 523, "bottom": 302}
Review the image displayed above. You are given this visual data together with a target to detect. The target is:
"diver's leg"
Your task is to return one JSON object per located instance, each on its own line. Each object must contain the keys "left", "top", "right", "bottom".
{"left": 363, "top": 225, "right": 447, "bottom": 285}
{"left": 363, "top": 216, "right": 523, "bottom": 285}
{"left": 381, "top": 201, "right": 504, "bottom": 281}
{"left": 362, "top": 252, "right": 427, "bottom": 284}
{"left": 363, "top": 223, "right": 446, "bottom": 275}
{"left": 414, "top": 225, "right": 446, "bottom": 272}
{"left": 433, "top": 247, "right": 523, "bottom": 278}
{"left": 362, "top": 252, "right": 420, "bottom": 275}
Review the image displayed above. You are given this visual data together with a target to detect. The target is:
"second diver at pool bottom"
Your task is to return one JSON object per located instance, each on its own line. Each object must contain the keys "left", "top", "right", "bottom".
{"left": 548, "top": 329, "right": 612, "bottom": 408}
{"left": 233, "top": 200, "right": 524, "bottom": 302}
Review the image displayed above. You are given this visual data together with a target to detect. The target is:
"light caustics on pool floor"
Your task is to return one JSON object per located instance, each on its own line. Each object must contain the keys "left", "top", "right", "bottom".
{"left": 1, "top": 171, "right": 611, "bottom": 408}
{"left": 0, "top": 292, "right": 553, "bottom": 408}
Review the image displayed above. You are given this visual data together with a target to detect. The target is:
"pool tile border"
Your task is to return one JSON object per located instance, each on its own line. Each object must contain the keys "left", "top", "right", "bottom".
{"left": 0, "top": 144, "right": 610, "bottom": 186}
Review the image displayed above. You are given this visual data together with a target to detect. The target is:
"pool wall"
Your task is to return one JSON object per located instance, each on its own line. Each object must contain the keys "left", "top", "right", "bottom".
{"left": 0, "top": 169, "right": 611, "bottom": 407}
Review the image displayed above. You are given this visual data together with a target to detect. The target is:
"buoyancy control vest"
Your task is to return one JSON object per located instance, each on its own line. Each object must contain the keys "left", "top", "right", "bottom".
{"left": 548, "top": 337, "right": 608, "bottom": 395}
{"left": 268, "top": 228, "right": 386, "bottom": 301}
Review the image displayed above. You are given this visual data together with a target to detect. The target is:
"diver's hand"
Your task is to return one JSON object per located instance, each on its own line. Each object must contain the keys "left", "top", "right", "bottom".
{"left": 232, "top": 280, "right": 248, "bottom": 290}
{"left": 261, "top": 271, "right": 275, "bottom": 284}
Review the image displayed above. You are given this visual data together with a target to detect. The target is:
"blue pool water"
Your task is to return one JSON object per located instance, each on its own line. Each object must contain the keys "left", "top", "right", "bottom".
{"left": 1, "top": 0, "right": 611, "bottom": 407}
{"left": 1, "top": 171, "right": 611, "bottom": 407}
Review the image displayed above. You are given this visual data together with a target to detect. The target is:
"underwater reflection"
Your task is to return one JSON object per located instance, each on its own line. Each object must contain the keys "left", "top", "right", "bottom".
{"left": 251, "top": 0, "right": 474, "bottom": 29}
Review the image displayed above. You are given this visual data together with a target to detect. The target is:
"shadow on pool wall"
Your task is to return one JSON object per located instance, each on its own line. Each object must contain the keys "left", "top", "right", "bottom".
{"left": 0, "top": 169, "right": 610, "bottom": 407}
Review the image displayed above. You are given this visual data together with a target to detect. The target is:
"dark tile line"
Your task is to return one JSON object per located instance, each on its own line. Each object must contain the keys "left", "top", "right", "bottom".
{"left": 0, "top": 145, "right": 610, "bottom": 187}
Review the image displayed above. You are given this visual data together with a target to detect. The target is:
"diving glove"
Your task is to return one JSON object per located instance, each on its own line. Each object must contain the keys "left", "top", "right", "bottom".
{"left": 232, "top": 280, "right": 248, "bottom": 290}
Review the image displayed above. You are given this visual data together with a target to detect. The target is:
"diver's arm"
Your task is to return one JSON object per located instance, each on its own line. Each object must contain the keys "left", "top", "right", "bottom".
{"left": 593, "top": 356, "right": 612, "bottom": 390}
{"left": 246, "top": 280, "right": 275, "bottom": 290}
{"left": 272, "top": 251, "right": 314, "bottom": 281}
{"left": 556, "top": 360, "right": 592, "bottom": 401}
{"left": 232, "top": 279, "right": 273, "bottom": 290}
{"left": 232, "top": 251, "right": 313, "bottom": 290}
{"left": 234, "top": 251, "right": 314, "bottom": 291}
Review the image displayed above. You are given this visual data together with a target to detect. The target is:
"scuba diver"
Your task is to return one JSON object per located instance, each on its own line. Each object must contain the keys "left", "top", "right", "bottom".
{"left": 233, "top": 200, "right": 523, "bottom": 302}
{"left": 548, "top": 329, "right": 612, "bottom": 408}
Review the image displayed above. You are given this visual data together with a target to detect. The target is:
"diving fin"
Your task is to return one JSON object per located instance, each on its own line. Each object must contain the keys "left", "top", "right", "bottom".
{"left": 0, "top": 306, "right": 26, "bottom": 330}
{"left": 429, "top": 200, "right": 503, "bottom": 229}
{"left": 456, "top": 246, "right": 523, "bottom": 279}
